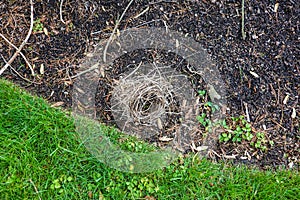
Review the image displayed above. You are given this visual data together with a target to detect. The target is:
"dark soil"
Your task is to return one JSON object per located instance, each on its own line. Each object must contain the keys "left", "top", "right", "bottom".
{"left": 0, "top": 0, "right": 299, "bottom": 169}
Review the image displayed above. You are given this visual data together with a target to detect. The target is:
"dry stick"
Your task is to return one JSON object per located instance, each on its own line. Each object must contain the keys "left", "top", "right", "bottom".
{"left": 103, "top": 0, "right": 134, "bottom": 63}
{"left": 133, "top": 6, "right": 149, "bottom": 19}
{"left": 60, "top": 0, "right": 66, "bottom": 24}
{"left": 29, "top": 179, "right": 42, "bottom": 200}
{"left": 0, "top": 33, "right": 34, "bottom": 76}
{"left": 68, "top": 0, "right": 134, "bottom": 80}
{"left": 68, "top": 63, "right": 100, "bottom": 79}
{"left": 0, "top": 0, "right": 34, "bottom": 76}
{"left": 1, "top": 54, "right": 40, "bottom": 84}
{"left": 241, "top": 0, "right": 246, "bottom": 40}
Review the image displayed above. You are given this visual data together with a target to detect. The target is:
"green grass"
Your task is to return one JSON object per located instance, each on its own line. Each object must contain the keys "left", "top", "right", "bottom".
{"left": 0, "top": 78, "right": 299, "bottom": 199}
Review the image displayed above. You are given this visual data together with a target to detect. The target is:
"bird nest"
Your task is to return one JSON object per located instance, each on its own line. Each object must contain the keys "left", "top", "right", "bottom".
{"left": 95, "top": 58, "right": 202, "bottom": 151}
{"left": 111, "top": 63, "right": 181, "bottom": 139}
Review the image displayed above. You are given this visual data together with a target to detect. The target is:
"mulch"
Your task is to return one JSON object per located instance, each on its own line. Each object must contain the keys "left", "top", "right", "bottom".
{"left": 0, "top": 0, "right": 299, "bottom": 169}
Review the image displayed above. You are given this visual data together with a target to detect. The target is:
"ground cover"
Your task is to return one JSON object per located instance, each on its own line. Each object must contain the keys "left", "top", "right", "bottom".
{"left": 0, "top": 0, "right": 299, "bottom": 168}
{"left": 0, "top": 78, "right": 299, "bottom": 199}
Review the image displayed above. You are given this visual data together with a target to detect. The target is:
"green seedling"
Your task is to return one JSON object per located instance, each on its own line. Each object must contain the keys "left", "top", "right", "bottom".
{"left": 250, "top": 132, "right": 272, "bottom": 151}
{"left": 204, "top": 101, "right": 219, "bottom": 113}
{"left": 232, "top": 126, "right": 243, "bottom": 142}
{"left": 219, "top": 132, "right": 232, "bottom": 142}
{"left": 198, "top": 90, "right": 206, "bottom": 97}
{"left": 33, "top": 18, "right": 44, "bottom": 32}
{"left": 218, "top": 116, "right": 272, "bottom": 151}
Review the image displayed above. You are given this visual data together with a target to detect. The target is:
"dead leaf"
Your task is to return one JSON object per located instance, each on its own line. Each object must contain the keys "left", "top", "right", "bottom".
{"left": 274, "top": 3, "right": 279, "bottom": 12}
{"left": 175, "top": 39, "right": 179, "bottom": 48}
{"left": 208, "top": 84, "right": 221, "bottom": 100}
{"left": 43, "top": 27, "right": 49, "bottom": 36}
{"left": 283, "top": 94, "right": 289, "bottom": 105}
{"left": 157, "top": 118, "right": 163, "bottom": 130}
{"left": 88, "top": 191, "right": 93, "bottom": 199}
{"left": 250, "top": 71, "right": 259, "bottom": 78}
{"left": 195, "top": 146, "right": 209, "bottom": 152}
{"left": 40, "top": 64, "right": 45, "bottom": 75}
{"left": 159, "top": 136, "right": 173, "bottom": 142}
{"left": 145, "top": 196, "right": 156, "bottom": 200}
{"left": 51, "top": 101, "right": 64, "bottom": 107}
{"left": 291, "top": 108, "right": 296, "bottom": 119}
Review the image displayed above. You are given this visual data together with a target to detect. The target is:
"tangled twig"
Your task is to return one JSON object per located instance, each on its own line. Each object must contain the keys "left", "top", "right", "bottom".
{"left": 0, "top": 34, "right": 34, "bottom": 76}
{"left": 110, "top": 63, "right": 183, "bottom": 138}
{"left": 0, "top": 0, "right": 34, "bottom": 76}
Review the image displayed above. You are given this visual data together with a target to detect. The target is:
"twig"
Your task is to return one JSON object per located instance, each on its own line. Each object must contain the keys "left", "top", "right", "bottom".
{"left": 123, "top": 62, "right": 143, "bottom": 80}
{"left": 241, "top": 0, "right": 246, "bottom": 40}
{"left": 103, "top": 0, "right": 134, "bottom": 63}
{"left": 29, "top": 179, "right": 42, "bottom": 200}
{"left": 60, "top": 0, "right": 66, "bottom": 24}
{"left": 1, "top": 54, "right": 40, "bottom": 84}
{"left": 0, "top": 33, "right": 35, "bottom": 76}
{"left": 133, "top": 6, "right": 149, "bottom": 19}
{"left": 68, "top": 63, "right": 100, "bottom": 79}
{"left": 0, "top": 0, "right": 34, "bottom": 76}
{"left": 243, "top": 102, "right": 250, "bottom": 122}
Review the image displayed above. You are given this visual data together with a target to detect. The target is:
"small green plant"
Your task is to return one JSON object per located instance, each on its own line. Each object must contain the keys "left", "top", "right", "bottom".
{"left": 50, "top": 175, "right": 73, "bottom": 193}
{"left": 232, "top": 126, "right": 243, "bottom": 142}
{"left": 196, "top": 94, "right": 221, "bottom": 132}
{"left": 33, "top": 18, "right": 44, "bottom": 32}
{"left": 251, "top": 132, "right": 268, "bottom": 151}
{"left": 242, "top": 123, "right": 253, "bottom": 141}
{"left": 196, "top": 113, "right": 211, "bottom": 127}
{"left": 218, "top": 116, "right": 272, "bottom": 151}
{"left": 204, "top": 101, "right": 219, "bottom": 113}
{"left": 198, "top": 90, "right": 206, "bottom": 97}
{"left": 219, "top": 132, "right": 232, "bottom": 142}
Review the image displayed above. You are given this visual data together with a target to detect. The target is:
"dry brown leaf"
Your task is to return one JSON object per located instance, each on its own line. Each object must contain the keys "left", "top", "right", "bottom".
{"left": 88, "top": 191, "right": 93, "bottom": 199}
{"left": 51, "top": 101, "right": 64, "bottom": 107}
{"left": 40, "top": 63, "right": 45, "bottom": 75}
{"left": 250, "top": 71, "right": 259, "bottom": 78}
{"left": 291, "top": 108, "right": 296, "bottom": 119}
{"left": 158, "top": 136, "right": 173, "bottom": 142}
{"left": 274, "top": 3, "right": 279, "bottom": 12}
{"left": 283, "top": 94, "right": 289, "bottom": 105}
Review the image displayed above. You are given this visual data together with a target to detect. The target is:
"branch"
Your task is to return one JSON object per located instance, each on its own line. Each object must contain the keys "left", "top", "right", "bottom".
{"left": 0, "top": 33, "right": 35, "bottom": 76}
{"left": 0, "top": 0, "right": 34, "bottom": 76}
{"left": 103, "top": 0, "right": 134, "bottom": 63}
{"left": 241, "top": 0, "right": 246, "bottom": 40}
{"left": 60, "top": 0, "right": 66, "bottom": 24}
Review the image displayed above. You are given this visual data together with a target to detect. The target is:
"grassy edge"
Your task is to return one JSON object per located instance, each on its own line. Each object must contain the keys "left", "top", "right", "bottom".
{"left": 0, "top": 78, "right": 299, "bottom": 199}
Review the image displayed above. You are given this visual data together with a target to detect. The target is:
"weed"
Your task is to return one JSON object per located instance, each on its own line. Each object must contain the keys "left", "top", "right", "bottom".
{"left": 219, "top": 116, "right": 273, "bottom": 151}
{"left": 204, "top": 101, "right": 219, "bottom": 113}
{"left": 196, "top": 113, "right": 211, "bottom": 128}
{"left": 198, "top": 89, "right": 206, "bottom": 97}
{"left": 33, "top": 18, "right": 43, "bottom": 32}
{"left": 196, "top": 101, "right": 272, "bottom": 152}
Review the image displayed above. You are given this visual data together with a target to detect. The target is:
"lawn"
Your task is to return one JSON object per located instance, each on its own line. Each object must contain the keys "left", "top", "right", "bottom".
{"left": 0, "top": 78, "right": 299, "bottom": 199}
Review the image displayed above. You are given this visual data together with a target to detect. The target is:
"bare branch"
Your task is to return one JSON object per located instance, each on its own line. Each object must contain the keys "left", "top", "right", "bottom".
{"left": 0, "top": 33, "right": 35, "bottom": 76}
{"left": 60, "top": 0, "right": 66, "bottom": 24}
{"left": 103, "top": 0, "right": 134, "bottom": 63}
{"left": 0, "top": 0, "right": 34, "bottom": 76}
